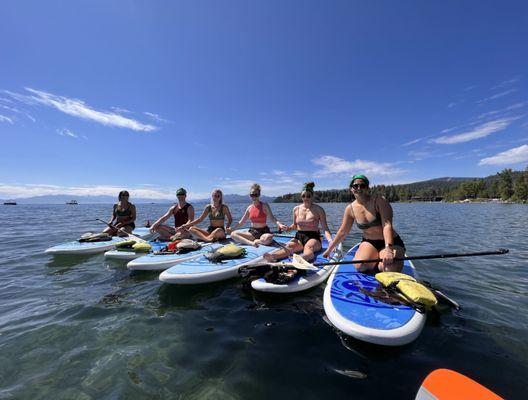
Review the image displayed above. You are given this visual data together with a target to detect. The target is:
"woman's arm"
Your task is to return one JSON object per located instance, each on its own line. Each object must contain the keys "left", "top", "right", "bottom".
{"left": 378, "top": 197, "right": 395, "bottom": 263}
{"left": 323, "top": 205, "right": 354, "bottom": 258}
{"left": 317, "top": 205, "right": 332, "bottom": 243}
{"left": 229, "top": 206, "right": 250, "bottom": 232}
{"left": 151, "top": 205, "right": 174, "bottom": 230}
{"left": 263, "top": 203, "right": 287, "bottom": 231}
{"left": 180, "top": 205, "right": 208, "bottom": 229}
{"left": 224, "top": 205, "right": 233, "bottom": 229}
{"left": 288, "top": 207, "right": 298, "bottom": 231}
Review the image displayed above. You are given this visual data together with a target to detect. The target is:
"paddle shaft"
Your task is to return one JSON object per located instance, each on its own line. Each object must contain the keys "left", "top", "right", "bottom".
{"left": 96, "top": 218, "right": 144, "bottom": 242}
{"left": 312, "top": 249, "right": 509, "bottom": 267}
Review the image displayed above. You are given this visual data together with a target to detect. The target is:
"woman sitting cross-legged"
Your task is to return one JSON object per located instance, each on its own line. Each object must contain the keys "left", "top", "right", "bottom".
{"left": 263, "top": 182, "right": 332, "bottom": 266}
{"left": 227, "top": 183, "right": 289, "bottom": 247}
{"left": 177, "top": 189, "right": 233, "bottom": 242}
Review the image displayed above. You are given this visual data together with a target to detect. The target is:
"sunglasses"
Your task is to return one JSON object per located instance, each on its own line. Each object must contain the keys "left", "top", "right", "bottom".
{"left": 212, "top": 194, "right": 221, "bottom": 198}
{"left": 351, "top": 184, "right": 368, "bottom": 189}
{"left": 301, "top": 194, "right": 312, "bottom": 199}
{"left": 249, "top": 192, "right": 260, "bottom": 197}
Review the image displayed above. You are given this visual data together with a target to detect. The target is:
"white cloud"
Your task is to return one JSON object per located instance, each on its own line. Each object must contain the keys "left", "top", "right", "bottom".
{"left": 143, "top": 112, "right": 170, "bottom": 123}
{"left": 476, "top": 88, "right": 517, "bottom": 104}
{"left": 57, "top": 128, "right": 79, "bottom": 138}
{"left": 447, "top": 102, "right": 457, "bottom": 109}
{"left": 479, "top": 144, "right": 528, "bottom": 166}
{"left": 492, "top": 77, "right": 521, "bottom": 90}
{"left": 0, "top": 114, "right": 13, "bottom": 124}
{"left": 401, "top": 138, "right": 423, "bottom": 147}
{"left": 431, "top": 117, "right": 519, "bottom": 144}
{"left": 312, "top": 155, "right": 404, "bottom": 177}
{"left": 476, "top": 102, "right": 527, "bottom": 120}
{"left": 4, "top": 88, "right": 158, "bottom": 132}
{"left": 0, "top": 183, "right": 213, "bottom": 201}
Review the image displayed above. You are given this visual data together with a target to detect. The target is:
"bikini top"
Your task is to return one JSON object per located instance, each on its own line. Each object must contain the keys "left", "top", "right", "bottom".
{"left": 207, "top": 204, "right": 225, "bottom": 221}
{"left": 113, "top": 203, "right": 132, "bottom": 218}
{"left": 249, "top": 202, "right": 267, "bottom": 224}
{"left": 355, "top": 212, "right": 382, "bottom": 230}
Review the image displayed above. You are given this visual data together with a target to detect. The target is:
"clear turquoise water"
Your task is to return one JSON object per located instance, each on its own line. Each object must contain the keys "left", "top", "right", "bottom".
{"left": 0, "top": 203, "right": 526, "bottom": 399}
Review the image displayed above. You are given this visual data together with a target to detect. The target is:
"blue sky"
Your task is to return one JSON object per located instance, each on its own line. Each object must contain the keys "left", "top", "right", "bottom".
{"left": 1, "top": 0, "right": 527, "bottom": 200}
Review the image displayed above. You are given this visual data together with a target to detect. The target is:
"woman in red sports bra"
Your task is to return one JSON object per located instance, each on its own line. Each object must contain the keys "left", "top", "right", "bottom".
{"left": 228, "top": 183, "right": 288, "bottom": 247}
{"left": 263, "top": 182, "right": 332, "bottom": 263}
{"left": 150, "top": 188, "right": 195, "bottom": 240}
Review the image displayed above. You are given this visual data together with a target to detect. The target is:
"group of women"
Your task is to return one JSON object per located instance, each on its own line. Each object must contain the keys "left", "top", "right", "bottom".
{"left": 104, "top": 175, "right": 406, "bottom": 273}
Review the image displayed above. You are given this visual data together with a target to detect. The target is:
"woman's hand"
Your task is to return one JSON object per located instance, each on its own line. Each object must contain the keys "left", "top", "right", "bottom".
{"left": 226, "top": 227, "right": 233, "bottom": 235}
{"left": 322, "top": 247, "right": 333, "bottom": 259}
{"left": 277, "top": 222, "right": 288, "bottom": 232}
{"left": 381, "top": 246, "right": 395, "bottom": 266}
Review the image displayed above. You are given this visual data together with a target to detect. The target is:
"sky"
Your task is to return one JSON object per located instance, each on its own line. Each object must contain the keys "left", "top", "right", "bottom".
{"left": 1, "top": 0, "right": 527, "bottom": 200}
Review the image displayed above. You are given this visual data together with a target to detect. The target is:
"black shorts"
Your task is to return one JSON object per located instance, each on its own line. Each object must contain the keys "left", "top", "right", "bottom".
{"left": 294, "top": 230, "right": 321, "bottom": 246}
{"left": 248, "top": 226, "right": 271, "bottom": 239}
{"left": 207, "top": 226, "right": 225, "bottom": 234}
{"left": 361, "top": 235, "right": 405, "bottom": 252}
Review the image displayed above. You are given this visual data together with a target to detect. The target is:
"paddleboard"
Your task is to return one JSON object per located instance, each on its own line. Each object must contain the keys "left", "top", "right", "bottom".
{"left": 127, "top": 242, "right": 224, "bottom": 271}
{"left": 323, "top": 243, "right": 425, "bottom": 346}
{"left": 104, "top": 240, "right": 167, "bottom": 260}
{"left": 159, "top": 236, "right": 291, "bottom": 284}
{"left": 250, "top": 240, "right": 343, "bottom": 293}
{"left": 44, "top": 227, "right": 155, "bottom": 256}
{"left": 415, "top": 368, "right": 503, "bottom": 400}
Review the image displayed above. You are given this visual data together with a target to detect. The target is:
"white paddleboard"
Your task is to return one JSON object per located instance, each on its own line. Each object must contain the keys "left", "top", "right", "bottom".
{"left": 45, "top": 227, "right": 154, "bottom": 256}
{"left": 159, "top": 236, "right": 291, "bottom": 285}
{"left": 251, "top": 240, "right": 343, "bottom": 293}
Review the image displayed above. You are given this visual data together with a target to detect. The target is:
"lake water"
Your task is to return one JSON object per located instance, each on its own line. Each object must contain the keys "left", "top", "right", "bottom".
{"left": 0, "top": 202, "right": 526, "bottom": 399}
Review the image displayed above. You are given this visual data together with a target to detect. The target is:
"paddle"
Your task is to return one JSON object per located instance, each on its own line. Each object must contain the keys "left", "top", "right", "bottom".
{"left": 95, "top": 218, "right": 146, "bottom": 242}
{"left": 310, "top": 248, "right": 509, "bottom": 267}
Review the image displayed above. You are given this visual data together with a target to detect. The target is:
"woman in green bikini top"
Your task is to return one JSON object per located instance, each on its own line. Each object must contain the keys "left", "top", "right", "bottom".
{"left": 323, "top": 174, "right": 406, "bottom": 273}
{"left": 178, "top": 188, "right": 233, "bottom": 243}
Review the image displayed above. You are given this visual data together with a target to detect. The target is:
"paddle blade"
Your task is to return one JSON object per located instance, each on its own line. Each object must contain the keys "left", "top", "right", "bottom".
{"left": 292, "top": 254, "right": 318, "bottom": 271}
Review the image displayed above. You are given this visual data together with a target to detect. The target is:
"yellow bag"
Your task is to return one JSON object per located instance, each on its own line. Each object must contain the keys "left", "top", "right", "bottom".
{"left": 115, "top": 239, "right": 136, "bottom": 249}
{"left": 375, "top": 272, "right": 437, "bottom": 308}
{"left": 132, "top": 242, "right": 152, "bottom": 253}
{"left": 217, "top": 243, "right": 246, "bottom": 257}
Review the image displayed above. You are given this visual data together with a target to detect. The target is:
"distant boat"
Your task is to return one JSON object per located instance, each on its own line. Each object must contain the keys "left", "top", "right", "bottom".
{"left": 66, "top": 200, "right": 78, "bottom": 205}
{"left": 3, "top": 200, "right": 17, "bottom": 205}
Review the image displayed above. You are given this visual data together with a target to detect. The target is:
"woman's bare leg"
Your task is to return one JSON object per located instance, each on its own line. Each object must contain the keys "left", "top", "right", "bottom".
{"left": 231, "top": 230, "right": 259, "bottom": 246}
{"left": 301, "top": 239, "right": 322, "bottom": 262}
{"left": 152, "top": 224, "right": 176, "bottom": 240}
{"left": 354, "top": 242, "right": 379, "bottom": 272}
{"left": 263, "top": 240, "right": 302, "bottom": 262}
{"left": 256, "top": 233, "right": 273, "bottom": 246}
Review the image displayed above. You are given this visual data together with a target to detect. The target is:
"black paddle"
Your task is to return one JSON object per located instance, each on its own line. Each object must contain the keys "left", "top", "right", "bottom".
{"left": 95, "top": 218, "right": 144, "bottom": 242}
{"left": 311, "top": 248, "right": 509, "bottom": 267}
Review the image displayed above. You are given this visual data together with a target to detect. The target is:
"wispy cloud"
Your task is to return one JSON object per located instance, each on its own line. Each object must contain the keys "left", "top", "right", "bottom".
{"left": 431, "top": 117, "right": 519, "bottom": 144}
{"left": 401, "top": 138, "right": 423, "bottom": 147}
{"left": 479, "top": 144, "right": 528, "bottom": 166}
{"left": 57, "top": 128, "right": 79, "bottom": 138}
{"left": 4, "top": 88, "right": 158, "bottom": 132}
{"left": 492, "top": 77, "right": 521, "bottom": 90}
{"left": 312, "top": 155, "right": 405, "bottom": 177}
{"left": 143, "top": 112, "right": 170, "bottom": 123}
{"left": 476, "top": 102, "right": 527, "bottom": 120}
{"left": 0, "top": 114, "right": 13, "bottom": 124}
{"left": 476, "top": 88, "right": 517, "bottom": 104}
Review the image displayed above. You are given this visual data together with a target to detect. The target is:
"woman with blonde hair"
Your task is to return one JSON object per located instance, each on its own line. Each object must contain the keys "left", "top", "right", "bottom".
{"left": 178, "top": 189, "right": 233, "bottom": 242}
{"left": 228, "top": 183, "right": 288, "bottom": 247}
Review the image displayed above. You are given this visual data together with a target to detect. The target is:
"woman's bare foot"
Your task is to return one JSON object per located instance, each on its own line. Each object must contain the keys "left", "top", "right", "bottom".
{"left": 252, "top": 240, "right": 260, "bottom": 248}
{"left": 263, "top": 253, "right": 277, "bottom": 262}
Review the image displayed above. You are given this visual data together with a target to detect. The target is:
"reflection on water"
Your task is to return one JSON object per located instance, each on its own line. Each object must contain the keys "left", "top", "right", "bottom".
{"left": 0, "top": 203, "right": 526, "bottom": 399}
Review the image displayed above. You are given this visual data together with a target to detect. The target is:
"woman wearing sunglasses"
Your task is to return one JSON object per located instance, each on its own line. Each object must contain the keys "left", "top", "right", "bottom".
{"left": 149, "top": 188, "right": 195, "bottom": 239}
{"left": 263, "top": 182, "right": 332, "bottom": 263}
{"left": 178, "top": 188, "right": 233, "bottom": 242}
{"left": 103, "top": 190, "right": 137, "bottom": 236}
{"left": 323, "top": 174, "right": 406, "bottom": 272}
{"left": 228, "top": 183, "right": 288, "bottom": 247}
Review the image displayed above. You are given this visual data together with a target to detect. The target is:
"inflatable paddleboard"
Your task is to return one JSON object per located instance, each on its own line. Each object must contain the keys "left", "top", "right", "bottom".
{"left": 127, "top": 242, "right": 224, "bottom": 271}
{"left": 251, "top": 240, "right": 343, "bottom": 293}
{"left": 323, "top": 243, "right": 425, "bottom": 346}
{"left": 159, "top": 236, "right": 291, "bottom": 285}
{"left": 44, "top": 227, "right": 154, "bottom": 256}
{"left": 104, "top": 240, "right": 167, "bottom": 260}
{"left": 415, "top": 369, "right": 503, "bottom": 400}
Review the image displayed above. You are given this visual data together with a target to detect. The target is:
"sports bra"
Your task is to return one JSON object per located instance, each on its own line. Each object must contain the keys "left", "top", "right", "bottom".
{"left": 249, "top": 202, "right": 267, "bottom": 224}
{"left": 113, "top": 204, "right": 132, "bottom": 218}
{"left": 208, "top": 204, "right": 225, "bottom": 221}
{"left": 355, "top": 212, "right": 382, "bottom": 230}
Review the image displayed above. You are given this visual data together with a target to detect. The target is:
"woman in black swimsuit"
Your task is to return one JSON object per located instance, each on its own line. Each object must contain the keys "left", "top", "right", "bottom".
{"left": 104, "top": 190, "right": 137, "bottom": 237}
{"left": 323, "top": 175, "right": 406, "bottom": 272}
